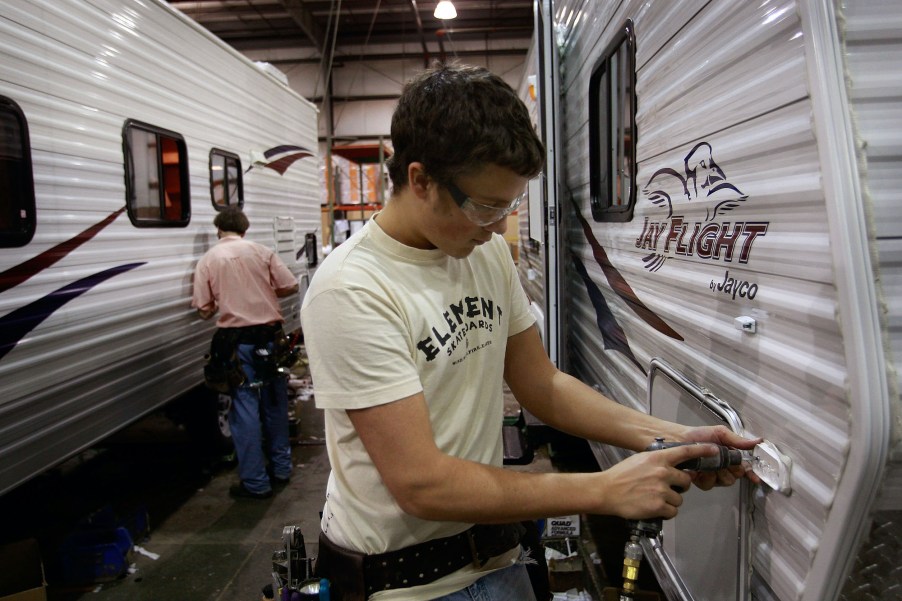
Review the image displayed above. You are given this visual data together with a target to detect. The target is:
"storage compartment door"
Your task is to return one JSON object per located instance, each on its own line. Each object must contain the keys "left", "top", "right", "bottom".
{"left": 644, "top": 359, "right": 749, "bottom": 601}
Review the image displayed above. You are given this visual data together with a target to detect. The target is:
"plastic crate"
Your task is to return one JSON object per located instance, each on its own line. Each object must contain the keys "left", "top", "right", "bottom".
{"left": 56, "top": 526, "right": 133, "bottom": 585}
{"left": 82, "top": 504, "right": 149, "bottom": 543}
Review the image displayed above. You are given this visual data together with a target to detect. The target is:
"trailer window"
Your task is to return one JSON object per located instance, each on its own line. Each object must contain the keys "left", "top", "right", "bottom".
{"left": 209, "top": 149, "right": 243, "bottom": 210}
{"left": 589, "top": 21, "right": 636, "bottom": 222}
{"left": 0, "top": 97, "right": 36, "bottom": 247}
{"left": 123, "top": 120, "right": 190, "bottom": 227}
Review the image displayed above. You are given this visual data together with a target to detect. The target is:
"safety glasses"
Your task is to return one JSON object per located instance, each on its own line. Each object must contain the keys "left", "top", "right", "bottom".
{"left": 444, "top": 180, "right": 526, "bottom": 227}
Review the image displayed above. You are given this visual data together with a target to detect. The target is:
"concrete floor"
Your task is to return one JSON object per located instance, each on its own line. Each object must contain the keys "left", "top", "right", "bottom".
{"left": 82, "top": 397, "right": 330, "bottom": 601}
{"left": 0, "top": 377, "right": 629, "bottom": 601}
{"left": 0, "top": 385, "right": 330, "bottom": 601}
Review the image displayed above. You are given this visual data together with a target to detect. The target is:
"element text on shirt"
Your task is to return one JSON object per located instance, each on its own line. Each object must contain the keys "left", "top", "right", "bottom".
{"left": 416, "top": 295, "right": 504, "bottom": 361}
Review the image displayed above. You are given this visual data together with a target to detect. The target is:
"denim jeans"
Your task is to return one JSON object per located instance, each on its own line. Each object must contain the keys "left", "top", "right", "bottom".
{"left": 430, "top": 563, "right": 537, "bottom": 601}
{"left": 230, "top": 342, "right": 292, "bottom": 494}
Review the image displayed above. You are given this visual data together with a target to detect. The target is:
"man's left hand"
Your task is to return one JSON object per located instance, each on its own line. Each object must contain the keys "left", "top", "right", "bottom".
{"left": 679, "top": 426, "right": 761, "bottom": 490}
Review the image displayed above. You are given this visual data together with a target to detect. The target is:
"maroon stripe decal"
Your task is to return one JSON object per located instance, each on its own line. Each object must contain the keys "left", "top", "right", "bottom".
{"left": 571, "top": 199, "right": 683, "bottom": 341}
{"left": 245, "top": 145, "right": 315, "bottom": 175}
{"left": 263, "top": 145, "right": 311, "bottom": 159}
{"left": 0, "top": 262, "right": 145, "bottom": 362}
{"left": 0, "top": 207, "right": 125, "bottom": 295}
{"left": 264, "top": 151, "right": 314, "bottom": 175}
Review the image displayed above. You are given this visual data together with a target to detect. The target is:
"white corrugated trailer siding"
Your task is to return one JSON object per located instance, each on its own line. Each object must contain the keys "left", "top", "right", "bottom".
{"left": 550, "top": 0, "right": 899, "bottom": 600}
{"left": 840, "top": 0, "right": 902, "bottom": 595}
{"left": 845, "top": 0, "right": 902, "bottom": 478}
{"left": 0, "top": 0, "right": 319, "bottom": 494}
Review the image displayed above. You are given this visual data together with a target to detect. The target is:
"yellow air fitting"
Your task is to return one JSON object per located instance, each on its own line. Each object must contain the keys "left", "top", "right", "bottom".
{"left": 620, "top": 536, "right": 644, "bottom": 600}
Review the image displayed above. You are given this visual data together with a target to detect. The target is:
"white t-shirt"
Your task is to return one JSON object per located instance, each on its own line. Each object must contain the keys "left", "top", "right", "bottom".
{"left": 300, "top": 216, "right": 535, "bottom": 599}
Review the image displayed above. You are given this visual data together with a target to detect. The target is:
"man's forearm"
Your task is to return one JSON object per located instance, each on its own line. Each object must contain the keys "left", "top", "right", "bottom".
{"left": 504, "top": 327, "right": 688, "bottom": 452}
{"left": 522, "top": 371, "right": 689, "bottom": 452}
{"left": 276, "top": 284, "right": 299, "bottom": 298}
{"left": 383, "top": 437, "right": 714, "bottom": 524}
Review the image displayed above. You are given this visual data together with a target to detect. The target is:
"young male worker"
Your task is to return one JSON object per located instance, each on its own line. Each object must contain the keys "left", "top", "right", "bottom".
{"left": 300, "top": 64, "right": 759, "bottom": 601}
{"left": 193, "top": 206, "right": 299, "bottom": 500}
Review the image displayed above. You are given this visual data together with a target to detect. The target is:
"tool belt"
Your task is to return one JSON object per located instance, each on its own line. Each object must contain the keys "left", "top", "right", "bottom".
{"left": 231, "top": 323, "right": 284, "bottom": 345}
{"left": 203, "top": 323, "right": 287, "bottom": 392}
{"left": 316, "top": 523, "right": 524, "bottom": 601}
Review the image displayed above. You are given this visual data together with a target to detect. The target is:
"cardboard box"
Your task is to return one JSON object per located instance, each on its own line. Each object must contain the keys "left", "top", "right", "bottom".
{"left": 544, "top": 537, "right": 589, "bottom": 594}
{"left": 0, "top": 539, "right": 47, "bottom": 601}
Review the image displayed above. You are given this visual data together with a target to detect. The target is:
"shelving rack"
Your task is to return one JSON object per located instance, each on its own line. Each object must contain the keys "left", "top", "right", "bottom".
{"left": 324, "top": 141, "right": 391, "bottom": 247}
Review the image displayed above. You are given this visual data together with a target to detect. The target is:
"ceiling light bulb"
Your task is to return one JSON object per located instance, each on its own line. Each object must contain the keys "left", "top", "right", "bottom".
{"left": 434, "top": 1, "right": 457, "bottom": 20}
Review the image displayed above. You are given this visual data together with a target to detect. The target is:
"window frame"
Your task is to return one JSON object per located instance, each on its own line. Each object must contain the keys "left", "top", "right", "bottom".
{"left": 0, "top": 96, "right": 36, "bottom": 247}
{"left": 588, "top": 20, "right": 637, "bottom": 222}
{"left": 209, "top": 148, "right": 244, "bottom": 210}
{"left": 122, "top": 119, "right": 191, "bottom": 227}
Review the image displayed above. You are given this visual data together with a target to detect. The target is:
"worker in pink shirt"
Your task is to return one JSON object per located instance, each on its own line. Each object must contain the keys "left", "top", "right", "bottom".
{"left": 192, "top": 206, "right": 299, "bottom": 499}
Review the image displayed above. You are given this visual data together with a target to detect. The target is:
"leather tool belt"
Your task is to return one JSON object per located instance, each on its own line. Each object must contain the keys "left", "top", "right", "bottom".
{"left": 316, "top": 523, "right": 523, "bottom": 600}
{"left": 204, "top": 323, "right": 286, "bottom": 391}
{"left": 231, "top": 322, "right": 283, "bottom": 345}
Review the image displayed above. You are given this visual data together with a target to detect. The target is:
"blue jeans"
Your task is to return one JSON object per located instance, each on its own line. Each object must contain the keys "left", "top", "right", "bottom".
{"left": 430, "top": 563, "right": 537, "bottom": 601}
{"left": 230, "top": 342, "right": 292, "bottom": 494}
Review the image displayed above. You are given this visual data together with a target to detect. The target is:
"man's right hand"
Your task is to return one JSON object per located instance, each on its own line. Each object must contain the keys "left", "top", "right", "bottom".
{"left": 595, "top": 443, "right": 721, "bottom": 520}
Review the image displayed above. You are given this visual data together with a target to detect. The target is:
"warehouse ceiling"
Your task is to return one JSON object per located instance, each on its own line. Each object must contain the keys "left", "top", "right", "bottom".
{"left": 165, "top": 0, "right": 535, "bottom": 64}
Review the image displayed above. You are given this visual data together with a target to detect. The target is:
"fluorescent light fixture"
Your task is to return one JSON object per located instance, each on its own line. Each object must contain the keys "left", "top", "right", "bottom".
{"left": 434, "top": 1, "right": 457, "bottom": 19}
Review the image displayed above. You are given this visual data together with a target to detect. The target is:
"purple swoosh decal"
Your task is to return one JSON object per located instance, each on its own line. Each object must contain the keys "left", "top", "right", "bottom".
{"left": 572, "top": 254, "right": 646, "bottom": 375}
{"left": 0, "top": 263, "right": 145, "bottom": 361}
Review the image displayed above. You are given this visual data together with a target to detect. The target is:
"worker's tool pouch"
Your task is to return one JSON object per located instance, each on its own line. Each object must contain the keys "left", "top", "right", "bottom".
{"left": 315, "top": 523, "right": 524, "bottom": 600}
{"left": 239, "top": 324, "right": 300, "bottom": 381}
{"left": 203, "top": 328, "right": 245, "bottom": 393}
{"left": 272, "top": 329, "right": 300, "bottom": 370}
{"left": 204, "top": 324, "right": 290, "bottom": 391}
{"left": 238, "top": 324, "right": 284, "bottom": 382}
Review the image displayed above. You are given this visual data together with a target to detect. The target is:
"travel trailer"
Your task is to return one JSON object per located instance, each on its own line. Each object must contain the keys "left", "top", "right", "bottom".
{"left": 522, "top": 1, "right": 901, "bottom": 600}
{"left": 0, "top": 0, "right": 320, "bottom": 496}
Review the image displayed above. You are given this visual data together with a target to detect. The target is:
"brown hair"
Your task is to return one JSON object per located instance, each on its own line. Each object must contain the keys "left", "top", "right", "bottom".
{"left": 213, "top": 205, "right": 249, "bottom": 234}
{"left": 386, "top": 63, "right": 545, "bottom": 191}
